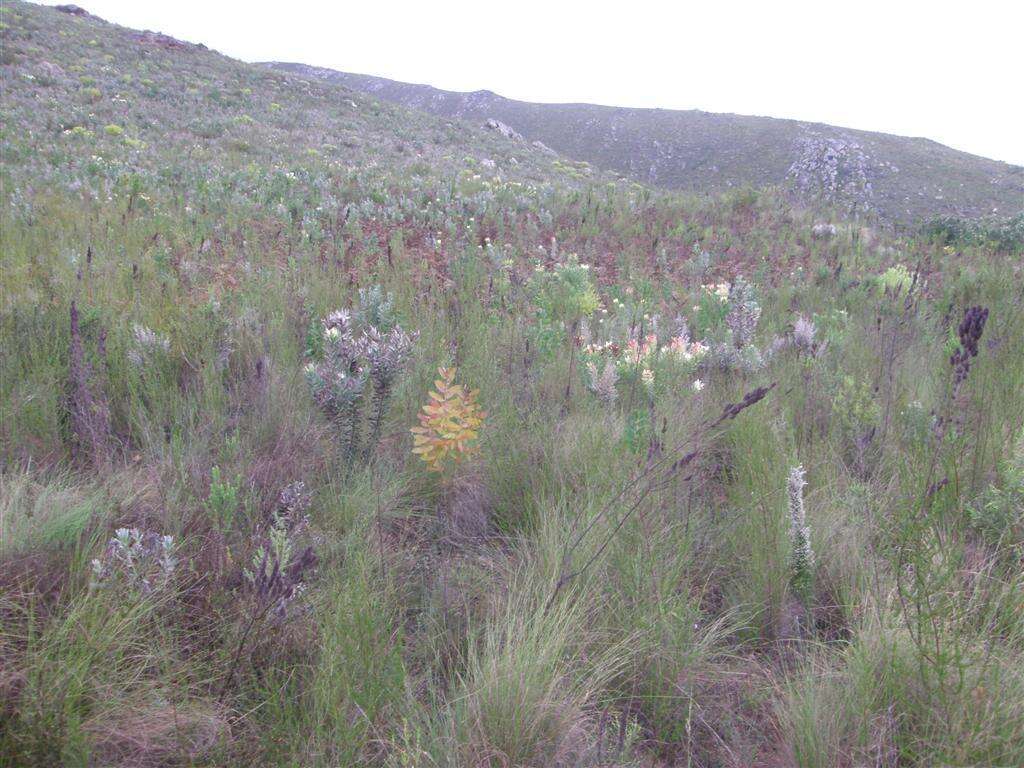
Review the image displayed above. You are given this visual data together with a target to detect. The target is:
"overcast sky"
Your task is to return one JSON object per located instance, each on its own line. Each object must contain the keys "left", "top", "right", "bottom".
{"left": 36, "top": 0, "right": 1024, "bottom": 166}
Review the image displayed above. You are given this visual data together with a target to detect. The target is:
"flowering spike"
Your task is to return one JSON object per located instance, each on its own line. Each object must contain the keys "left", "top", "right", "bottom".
{"left": 787, "top": 464, "right": 814, "bottom": 607}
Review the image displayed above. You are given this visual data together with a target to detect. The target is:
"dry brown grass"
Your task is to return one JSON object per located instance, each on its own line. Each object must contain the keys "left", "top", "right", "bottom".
{"left": 83, "top": 697, "right": 227, "bottom": 767}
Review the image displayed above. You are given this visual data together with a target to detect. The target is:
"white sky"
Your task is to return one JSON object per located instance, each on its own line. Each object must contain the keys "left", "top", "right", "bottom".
{"left": 35, "top": 0, "right": 1024, "bottom": 166}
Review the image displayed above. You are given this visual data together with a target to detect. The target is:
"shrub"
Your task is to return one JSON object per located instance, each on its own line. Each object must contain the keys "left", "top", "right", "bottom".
{"left": 924, "top": 212, "right": 1024, "bottom": 254}
{"left": 878, "top": 263, "right": 914, "bottom": 295}
{"left": 205, "top": 466, "right": 241, "bottom": 530}
{"left": 411, "top": 366, "right": 485, "bottom": 473}
{"left": 528, "top": 255, "right": 599, "bottom": 357}
{"left": 304, "top": 290, "right": 413, "bottom": 466}
{"left": 90, "top": 527, "right": 176, "bottom": 595}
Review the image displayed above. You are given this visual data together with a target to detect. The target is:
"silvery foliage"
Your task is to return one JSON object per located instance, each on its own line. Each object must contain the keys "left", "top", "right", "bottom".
{"left": 8, "top": 186, "right": 35, "bottom": 224}
{"left": 811, "top": 222, "right": 838, "bottom": 240}
{"left": 705, "top": 342, "right": 764, "bottom": 374}
{"left": 364, "top": 324, "right": 415, "bottom": 450}
{"left": 307, "top": 310, "right": 367, "bottom": 410}
{"left": 356, "top": 284, "right": 396, "bottom": 332}
{"left": 277, "top": 481, "right": 312, "bottom": 527}
{"left": 792, "top": 316, "right": 817, "bottom": 354}
{"left": 726, "top": 277, "right": 761, "bottom": 348}
{"left": 578, "top": 318, "right": 593, "bottom": 347}
{"left": 686, "top": 242, "right": 714, "bottom": 282}
{"left": 304, "top": 288, "right": 414, "bottom": 463}
{"left": 91, "top": 527, "right": 176, "bottom": 594}
{"left": 215, "top": 305, "right": 261, "bottom": 372}
{"left": 305, "top": 309, "right": 369, "bottom": 463}
{"left": 127, "top": 323, "right": 170, "bottom": 369}
{"left": 364, "top": 325, "right": 414, "bottom": 395}
{"left": 788, "top": 133, "right": 874, "bottom": 212}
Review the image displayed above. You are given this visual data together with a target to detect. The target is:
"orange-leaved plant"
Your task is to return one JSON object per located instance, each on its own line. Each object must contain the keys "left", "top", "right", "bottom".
{"left": 411, "top": 367, "right": 485, "bottom": 472}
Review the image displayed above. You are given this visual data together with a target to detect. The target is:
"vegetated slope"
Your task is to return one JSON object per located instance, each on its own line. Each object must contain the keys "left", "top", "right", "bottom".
{"left": 0, "top": 2, "right": 595, "bottom": 197}
{"left": 269, "top": 64, "right": 1024, "bottom": 222}
{"left": 5, "top": 4, "right": 1024, "bottom": 768}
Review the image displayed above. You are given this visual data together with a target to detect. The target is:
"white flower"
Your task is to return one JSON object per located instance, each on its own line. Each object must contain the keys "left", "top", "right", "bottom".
{"left": 702, "top": 282, "right": 731, "bottom": 302}
{"left": 692, "top": 379, "right": 705, "bottom": 392}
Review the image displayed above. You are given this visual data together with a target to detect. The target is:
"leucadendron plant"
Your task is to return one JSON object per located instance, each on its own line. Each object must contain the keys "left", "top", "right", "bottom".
{"left": 411, "top": 366, "right": 485, "bottom": 474}
{"left": 411, "top": 365, "right": 488, "bottom": 546}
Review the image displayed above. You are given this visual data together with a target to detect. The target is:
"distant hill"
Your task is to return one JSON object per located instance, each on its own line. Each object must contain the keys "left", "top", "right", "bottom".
{"left": 267, "top": 64, "right": 1024, "bottom": 222}
{"left": 3, "top": 1, "right": 1019, "bottom": 226}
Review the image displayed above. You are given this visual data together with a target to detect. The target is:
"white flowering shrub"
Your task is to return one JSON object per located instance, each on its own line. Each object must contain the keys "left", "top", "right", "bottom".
{"left": 692, "top": 281, "right": 731, "bottom": 333}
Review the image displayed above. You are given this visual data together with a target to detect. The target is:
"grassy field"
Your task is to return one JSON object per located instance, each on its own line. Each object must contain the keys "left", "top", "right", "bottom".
{"left": 2, "top": 3, "right": 1024, "bottom": 766}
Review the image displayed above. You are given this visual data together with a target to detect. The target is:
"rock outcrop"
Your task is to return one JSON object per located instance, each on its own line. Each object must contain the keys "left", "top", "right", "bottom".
{"left": 484, "top": 118, "right": 522, "bottom": 142}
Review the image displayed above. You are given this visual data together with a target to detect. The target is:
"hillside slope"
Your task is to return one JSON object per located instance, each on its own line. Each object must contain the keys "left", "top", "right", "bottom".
{"left": 269, "top": 64, "right": 1024, "bottom": 222}
{"left": 0, "top": 2, "right": 596, "bottom": 201}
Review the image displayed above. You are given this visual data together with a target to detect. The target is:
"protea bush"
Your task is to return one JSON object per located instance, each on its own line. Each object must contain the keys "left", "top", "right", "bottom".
{"left": 580, "top": 302, "right": 708, "bottom": 404}
{"left": 303, "top": 289, "right": 414, "bottom": 467}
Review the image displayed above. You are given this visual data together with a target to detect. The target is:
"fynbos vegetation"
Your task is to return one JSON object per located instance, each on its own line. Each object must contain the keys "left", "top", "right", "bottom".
{"left": 1, "top": 2, "right": 1023, "bottom": 767}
